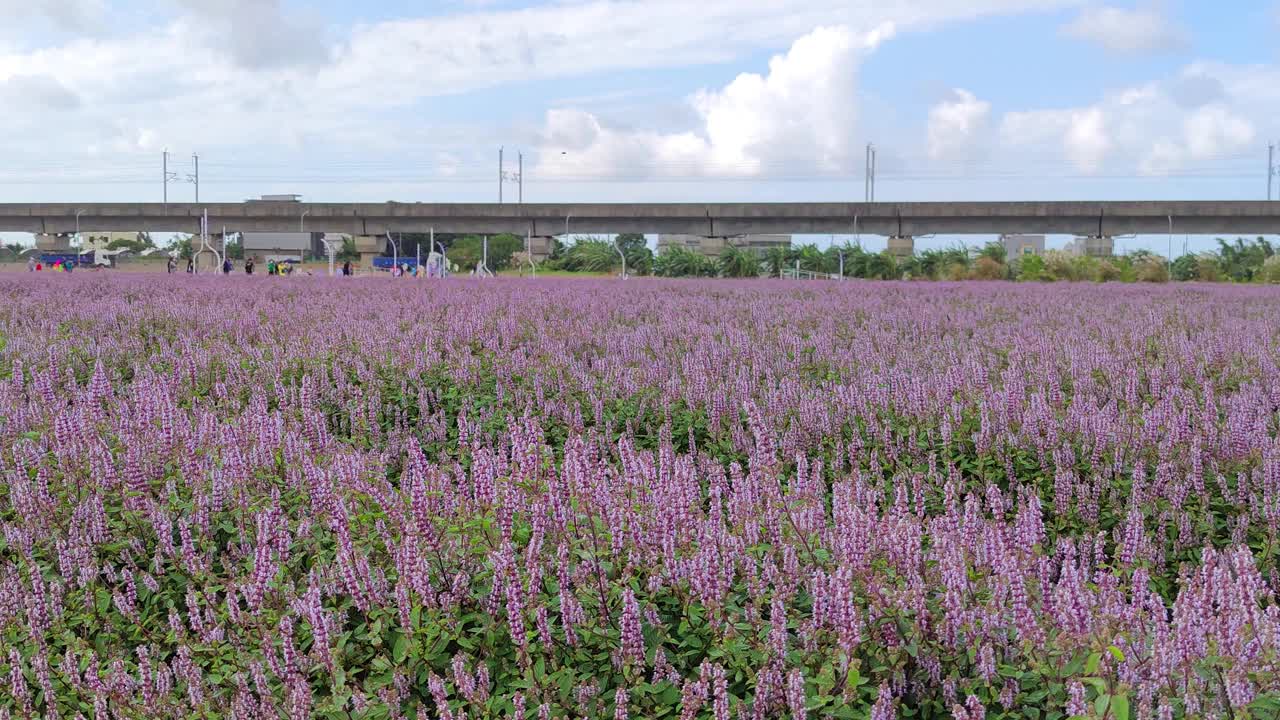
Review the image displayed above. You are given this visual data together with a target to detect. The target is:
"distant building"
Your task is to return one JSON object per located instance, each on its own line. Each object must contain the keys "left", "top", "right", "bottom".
{"left": 80, "top": 232, "right": 143, "bottom": 251}
{"left": 1000, "top": 234, "right": 1045, "bottom": 263}
{"left": 248, "top": 194, "right": 303, "bottom": 203}
{"left": 657, "top": 234, "right": 791, "bottom": 258}
{"left": 241, "top": 232, "right": 320, "bottom": 262}
{"left": 1063, "top": 236, "right": 1114, "bottom": 258}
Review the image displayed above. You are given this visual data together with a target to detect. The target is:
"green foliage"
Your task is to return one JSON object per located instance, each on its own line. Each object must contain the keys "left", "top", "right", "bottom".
{"left": 1215, "top": 236, "right": 1274, "bottom": 282}
{"left": 557, "top": 237, "right": 623, "bottom": 273}
{"left": 719, "top": 246, "right": 763, "bottom": 278}
{"left": 448, "top": 234, "right": 525, "bottom": 272}
{"left": 976, "top": 240, "right": 1007, "bottom": 264}
{"left": 1171, "top": 254, "right": 1199, "bottom": 281}
{"left": 167, "top": 234, "right": 194, "bottom": 260}
{"left": 1013, "top": 254, "right": 1048, "bottom": 281}
{"left": 339, "top": 235, "right": 360, "bottom": 262}
{"left": 654, "top": 247, "right": 717, "bottom": 277}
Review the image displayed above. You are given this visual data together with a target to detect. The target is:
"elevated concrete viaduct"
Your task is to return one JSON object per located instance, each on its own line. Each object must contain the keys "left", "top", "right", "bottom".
{"left": 1, "top": 201, "right": 1276, "bottom": 238}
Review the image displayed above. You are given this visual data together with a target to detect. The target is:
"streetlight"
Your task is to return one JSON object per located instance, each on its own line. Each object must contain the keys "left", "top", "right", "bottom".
{"left": 613, "top": 236, "right": 627, "bottom": 279}
{"left": 385, "top": 232, "right": 400, "bottom": 273}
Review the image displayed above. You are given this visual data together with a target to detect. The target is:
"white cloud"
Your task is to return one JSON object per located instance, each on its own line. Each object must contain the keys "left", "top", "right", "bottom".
{"left": 0, "top": 73, "right": 80, "bottom": 109}
{"left": 1061, "top": 5, "right": 1186, "bottom": 54}
{"left": 926, "top": 89, "right": 991, "bottom": 161}
{"left": 998, "top": 68, "right": 1258, "bottom": 177}
{"left": 0, "top": 0, "right": 104, "bottom": 30}
{"left": 535, "top": 24, "right": 894, "bottom": 179}
{"left": 174, "top": 0, "right": 330, "bottom": 70}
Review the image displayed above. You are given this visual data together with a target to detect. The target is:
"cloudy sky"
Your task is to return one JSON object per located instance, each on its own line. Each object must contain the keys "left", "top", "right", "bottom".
{"left": 1, "top": 0, "right": 1277, "bottom": 250}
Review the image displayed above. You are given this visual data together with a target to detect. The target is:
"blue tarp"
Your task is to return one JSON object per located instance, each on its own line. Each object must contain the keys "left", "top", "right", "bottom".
{"left": 39, "top": 254, "right": 80, "bottom": 267}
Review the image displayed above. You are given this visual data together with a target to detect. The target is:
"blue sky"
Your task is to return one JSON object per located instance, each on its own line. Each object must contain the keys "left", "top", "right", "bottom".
{"left": 1, "top": 0, "right": 1279, "bottom": 252}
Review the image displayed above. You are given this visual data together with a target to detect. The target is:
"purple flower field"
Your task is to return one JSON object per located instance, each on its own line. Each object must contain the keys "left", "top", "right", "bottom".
{"left": 2, "top": 275, "right": 1279, "bottom": 719}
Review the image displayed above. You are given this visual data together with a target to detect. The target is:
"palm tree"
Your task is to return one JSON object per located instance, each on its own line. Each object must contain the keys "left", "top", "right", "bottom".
{"left": 975, "top": 241, "right": 1006, "bottom": 264}
{"left": 763, "top": 246, "right": 789, "bottom": 278}
{"left": 719, "top": 246, "right": 762, "bottom": 278}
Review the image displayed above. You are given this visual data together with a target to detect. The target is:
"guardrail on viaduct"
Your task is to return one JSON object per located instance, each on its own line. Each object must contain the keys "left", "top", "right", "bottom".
{"left": 0, "top": 201, "right": 1278, "bottom": 236}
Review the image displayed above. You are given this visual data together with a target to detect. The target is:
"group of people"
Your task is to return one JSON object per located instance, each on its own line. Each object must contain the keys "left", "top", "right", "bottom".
{"left": 26, "top": 257, "right": 74, "bottom": 273}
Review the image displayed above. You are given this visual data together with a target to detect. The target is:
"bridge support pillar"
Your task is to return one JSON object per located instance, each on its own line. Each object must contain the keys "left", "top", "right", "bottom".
{"left": 353, "top": 235, "right": 385, "bottom": 270}
{"left": 887, "top": 236, "right": 914, "bottom": 259}
{"left": 1086, "top": 236, "right": 1114, "bottom": 257}
{"left": 34, "top": 233, "right": 74, "bottom": 252}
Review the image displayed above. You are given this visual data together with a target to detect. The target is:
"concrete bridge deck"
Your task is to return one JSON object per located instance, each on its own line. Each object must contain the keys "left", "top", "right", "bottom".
{"left": 1, "top": 201, "right": 1277, "bottom": 237}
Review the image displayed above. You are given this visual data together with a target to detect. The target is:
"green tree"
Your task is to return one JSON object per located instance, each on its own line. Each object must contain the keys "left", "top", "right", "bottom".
{"left": 563, "top": 238, "right": 622, "bottom": 273}
{"left": 975, "top": 241, "right": 1007, "bottom": 264}
{"left": 1013, "top": 254, "right": 1048, "bottom": 281}
{"left": 338, "top": 236, "right": 359, "bottom": 262}
{"left": 719, "top": 246, "right": 763, "bottom": 278}
{"left": 167, "top": 234, "right": 194, "bottom": 260}
{"left": 1215, "top": 237, "right": 1273, "bottom": 282}
{"left": 1171, "top": 254, "right": 1198, "bottom": 281}
{"left": 447, "top": 234, "right": 525, "bottom": 272}
{"left": 654, "top": 247, "right": 716, "bottom": 277}
{"left": 763, "top": 246, "right": 790, "bottom": 278}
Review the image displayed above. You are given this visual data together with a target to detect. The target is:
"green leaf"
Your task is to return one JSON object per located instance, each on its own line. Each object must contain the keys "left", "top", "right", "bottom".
{"left": 392, "top": 633, "right": 409, "bottom": 664}
{"left": 1084, "top": 652, "right": 1102, "bottom": 675}
{"left": 1106, "top": 645, "right": 1125, "bottom": 663}
{"left": 1109, "top": 695, "right": 1129, "bottom": 720}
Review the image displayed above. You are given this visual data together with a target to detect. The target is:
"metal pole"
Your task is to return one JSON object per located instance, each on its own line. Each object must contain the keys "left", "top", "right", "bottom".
{"left": 416, "top": 240, "right": 421, "bottom": 273}
{"left": 1270, "top": 144, "right": 1274, "bottom": 201}
{"left": 527, "top": 228, "right": 536, "bottom": 277}
{"left": 163, "top": 150, "right": 168, "bottom": 207}
{"left": 499, "top": 147, "right": 504, "bottom": 204}
{"left": 193, "top": 153, "right": 200, "bottom": 203}
{"left": 483, "top": 235, "right": 489, "bottom": 274}
{"left": 614, "top": 236, "right": 626, "bottom": 279}
{"left": 300, "top": 210, "right": 309, "bottom": 233}
{"left": 518, "top": 152, "right": 523, "bottom": 205}
{"left": 865, "top": 144, "right": 875, "bottom": 202}
{"left": 1168, "top": 215, "right": 1173, "bottom": 268}
{"left": 430, "top": 227, "right": 436, "bottom": 276}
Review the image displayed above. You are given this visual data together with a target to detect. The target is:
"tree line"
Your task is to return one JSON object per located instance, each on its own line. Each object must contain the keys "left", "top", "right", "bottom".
{"left": 548, "top": 236, "right": 1280, "bottom": 283}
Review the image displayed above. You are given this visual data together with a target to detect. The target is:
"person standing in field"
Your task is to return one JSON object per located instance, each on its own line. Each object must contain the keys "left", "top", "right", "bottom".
{"left": 245, "top": 258, "right": 255, "bottom": 275}
{"left": 222, "top": 258, "right": 232, "bottom": 275}
{"left": 167, "top": 257, "right": 176, "bottom": 273}
{"left": 26, "top": 257, "right": 34, "bottom": 272}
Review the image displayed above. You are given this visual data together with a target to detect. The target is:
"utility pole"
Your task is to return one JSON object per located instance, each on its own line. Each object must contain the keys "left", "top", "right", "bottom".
{"left": 162, "top": 150, "right": 179, "bottom": 209}
{"left": 190, "top": 153, "right": 200, "bottom": 203}
{"left": 499, "top": 147, "right": 504, "bottom": 204}
{"left": 518, "top": 152, "right": 524, "bottom": 205}
{"left": 864, "top": 143, "right": 877, "bottom": 202}
{"left": 1269, "top": 144, "right": 1275, "bottom": 201}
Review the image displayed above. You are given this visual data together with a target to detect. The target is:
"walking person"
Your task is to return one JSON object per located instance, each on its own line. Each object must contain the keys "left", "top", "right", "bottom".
{"left": 167, "top": 257, "right": 176, "bottom": 274}
{"left": 26, "top": 256, "right": 34, "bottom": 272}
{"left": 222, "top": 258, "right": 232, "bottom": 275}
{"left": 245, "top": 258, "right": 255, "bottom": 275}
{"left": 342, "top": 260, "right": 351, "bottom": 276}
{"left": 186, "top": 258, "right": 194, "bottom": 274}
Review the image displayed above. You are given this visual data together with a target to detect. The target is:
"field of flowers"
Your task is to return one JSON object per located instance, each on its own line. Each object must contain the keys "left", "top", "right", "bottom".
{"left": 1, "top": 275, "right": 1279, "bottom": 719}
